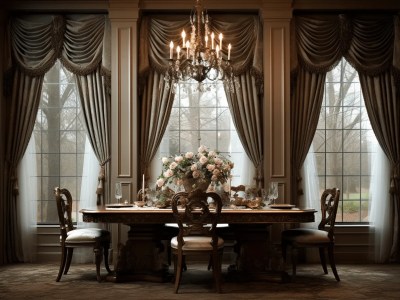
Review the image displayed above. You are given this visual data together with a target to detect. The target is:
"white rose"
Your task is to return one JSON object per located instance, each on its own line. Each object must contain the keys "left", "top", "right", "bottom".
{"left": 214, "top": 157, "right": 222, "bottom": 165}
{"left": 175, "top": 155, "right": 183, "bottom": 162}
{"left": 198, "top": 145, "right": 208, "bottom": 153}
{"left": 185, "top": 152, "right": 194, "bottom": 159}
{"left": 156, "top": 178, "right": 165, "bottom": 187}
{"left": 164, "top": 169, "right": 174, "bottom": 178}
{"left": 207, "top": 164, "right": 215, "bottom": 171}
{"left": 199, "top": 155, "right": 208, "bottom": 164}
{"left": 162, "top": 157, "right": 169, "bottom": 164}
{"left": 191, "top": 163, "right": 198, "bottom": 171}
{"left": 169, "top": 162, "right": 178, "bottom": 170}
{"left": 208, "top": 150, "right": 216, "bottom": 157}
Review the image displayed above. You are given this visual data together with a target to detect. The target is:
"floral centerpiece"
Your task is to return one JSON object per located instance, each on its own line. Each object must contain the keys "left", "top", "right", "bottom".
{"left": 156, "top": 145, "right": 234, "bottom": 192}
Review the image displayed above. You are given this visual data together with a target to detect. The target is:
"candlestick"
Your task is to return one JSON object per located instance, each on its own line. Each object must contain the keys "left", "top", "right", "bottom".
{"left": 186, "top": 41, "right": 190, "bottom": 58}
{"left": 169, "top": 41, "right": 173, "bottom": 59}
{"left": 181, "top": 30, "right": 186, "bottom": 48}
{"left": 228, "top": 43, "right": 231, "bottom": 60}
{"left": 142, "top": 174, "right": 145, "bottom": 200}
{"left": 216, "top": 45, "right": 219, "bottom": 58}
{"left": 211, "top": 32, "right": 214, "bottom": 49}
{"left": 219, "top": 33, "right": 223, "bottom": 51}
{"left": 205, "top": 35, "right": 208, "bottom": 48}
{"left": 177, "top": 46, "right": 181, "bottom": 59}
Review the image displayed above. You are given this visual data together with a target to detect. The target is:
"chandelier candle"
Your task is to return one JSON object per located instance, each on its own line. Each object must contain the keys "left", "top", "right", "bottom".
{"left": 164, "top": 0, "right": 239, "bottom": 93}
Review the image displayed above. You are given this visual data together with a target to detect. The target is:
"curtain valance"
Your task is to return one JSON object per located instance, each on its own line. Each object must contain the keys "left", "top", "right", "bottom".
{"left": 293, "top": 14, "right": 400, "bottom": 78}
{"left": 8, "top": 14, "right": 109, "bottom": 77}
{"left": 139, "top": 14, "right": 263, "bottom": 80}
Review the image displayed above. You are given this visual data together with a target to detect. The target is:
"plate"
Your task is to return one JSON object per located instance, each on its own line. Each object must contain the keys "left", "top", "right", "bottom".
{"left": 106, "top": 203, "right": 134, "bottom": 208}
{"left": 270, "top": 204, "right": 295, "bottom": 209}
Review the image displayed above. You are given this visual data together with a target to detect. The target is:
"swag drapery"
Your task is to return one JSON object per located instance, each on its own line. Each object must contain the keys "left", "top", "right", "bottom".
{"left": 1, "top": 14, "right": 110, "bottom": 264}
{"left": 291, "top": 14, "right": 400, "bottom": 262}
{"left": 138, "top": 14, "right": 263, "bottom": 185}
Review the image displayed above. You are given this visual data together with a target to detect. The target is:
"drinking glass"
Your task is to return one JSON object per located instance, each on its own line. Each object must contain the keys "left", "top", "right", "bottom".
{"left": 115, "top": 182, "right": 122, "bottom": 204}
{"left": 268, "top": 182, "right": 278, "bottom": 205}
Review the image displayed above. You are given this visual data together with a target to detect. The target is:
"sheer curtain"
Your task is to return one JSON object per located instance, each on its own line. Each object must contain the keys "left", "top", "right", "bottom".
{"left": 369, "top": 143, "right": 392, "bottom": 263}
{"left": 301, "top": 144, "right": 320, "bottom": 229}
{"left": 75, "top": 136, "right": 101, "bottom": 263}
{"left": 17, "top": 136, "right": 37, "bottom": 262}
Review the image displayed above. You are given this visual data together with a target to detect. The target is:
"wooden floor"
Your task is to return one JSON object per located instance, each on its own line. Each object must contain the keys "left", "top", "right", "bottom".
{"left": 1, "top": 262, "right": 400, "bottom": 299}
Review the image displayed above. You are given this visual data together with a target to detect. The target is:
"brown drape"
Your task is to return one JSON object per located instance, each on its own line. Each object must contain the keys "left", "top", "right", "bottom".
{"left": 291, "top": 14, "right": 400, "bottom": 262}
{"left": 138, "top": 14, "right": 263, "bottom": 183}
{"left": 2, "top": 14, "right": 110, "bottom": 264}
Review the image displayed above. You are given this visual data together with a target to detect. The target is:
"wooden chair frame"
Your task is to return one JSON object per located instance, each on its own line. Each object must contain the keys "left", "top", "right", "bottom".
{"left": 55, "top": 187, "right": 111, "bottom": 282}
{"left": 171, "top": 189, "right": 224, "bottom": 293}
{"left": 282, "top": 188, "right": 341, "bottom": 281}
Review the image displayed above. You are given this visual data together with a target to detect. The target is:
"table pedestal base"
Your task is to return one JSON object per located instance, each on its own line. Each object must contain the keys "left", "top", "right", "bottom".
{"left": 111, "top": 224, "right": 173, "bottom": 282}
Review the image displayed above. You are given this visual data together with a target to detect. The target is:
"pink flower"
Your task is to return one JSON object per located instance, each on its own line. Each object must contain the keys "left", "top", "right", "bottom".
{"left": 207, "top": 164, "right": 215, "bottom": 171}
{"left": 199, "top": 155, "right": 208, "bottom": 165}
{"left": 185, "top": 152, "right": 194, "bottom": 159}
{"left": 164, "top": 169, "right": 174, "bottom": 178}
{"left": 191, "top": 164, "right": 198, "bottom": 171}
{"left": 169, "top": 162, "right": 178, "bottom": 170}
{"left": 156, "top": 178, "right": 165, "bottom": 187}
{"left": 175, "top": 155, "right": 183, "bottom": 162}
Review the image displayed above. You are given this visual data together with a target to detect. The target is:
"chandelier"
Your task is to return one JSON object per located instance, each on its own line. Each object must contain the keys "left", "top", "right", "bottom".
{"left": 164, "top": 0, "right": 239, "bottom": 93}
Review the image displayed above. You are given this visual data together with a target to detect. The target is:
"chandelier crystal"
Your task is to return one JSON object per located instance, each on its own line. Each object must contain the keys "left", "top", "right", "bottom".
{"left": 164, "top": 0, "right": 239, "bottom": 93}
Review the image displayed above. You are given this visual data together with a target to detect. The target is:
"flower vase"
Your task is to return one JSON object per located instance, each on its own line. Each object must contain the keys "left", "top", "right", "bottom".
{"left": 182, "top": 178, "right": 210, "bottom": 192}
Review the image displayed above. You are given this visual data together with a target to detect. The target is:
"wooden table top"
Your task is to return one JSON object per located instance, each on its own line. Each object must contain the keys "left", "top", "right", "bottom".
{"left": 81, "top": 205, "right": 316, "bottom": 224}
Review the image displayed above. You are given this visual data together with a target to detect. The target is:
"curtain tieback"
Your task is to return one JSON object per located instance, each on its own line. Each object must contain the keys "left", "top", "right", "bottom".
{"left": 96, "top": 157, "right": 111, "bottom": 195}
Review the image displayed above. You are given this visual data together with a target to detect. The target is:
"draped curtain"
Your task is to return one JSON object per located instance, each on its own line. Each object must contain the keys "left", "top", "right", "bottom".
{"left": 138, "top": 14, "right": 263, "bottom": 183}
{"left": 291, "top": 14, "right": 400, "bottom": 262}
{"left": 2, "top": 14, "right": 110, "bottom": 264}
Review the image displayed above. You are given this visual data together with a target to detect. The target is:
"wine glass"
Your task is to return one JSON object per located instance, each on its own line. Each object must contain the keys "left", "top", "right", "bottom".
{"left": 268, "top": 182, "right": 278, "bottom": 205}
{"left": 115, "top": 182, "right": 122, "bottom": 204}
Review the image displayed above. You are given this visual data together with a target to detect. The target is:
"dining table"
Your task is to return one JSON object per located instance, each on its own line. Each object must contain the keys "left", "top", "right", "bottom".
{"left": 81, "top": 204, "right": 316, "bottom": 283}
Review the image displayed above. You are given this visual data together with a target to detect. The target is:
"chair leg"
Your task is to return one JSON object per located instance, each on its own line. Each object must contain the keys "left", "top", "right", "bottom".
{"left": 328, "top": 245, "right": 340, "bottom": 281}
{"left": 94, "top": 247, "right": 103, "bottom": 283}
{"left": 174, "top": 253, "right": 184, "bottom": 293}
{"left": 319, "top": 247, "right": 328, "bottom": 274}
{"left": 213, "top": 250, "right": 223, "bottom": 293}
{"left": 281, "top": 241, "right": 287, "bottom": 262}
{"left": 291, "top": 247, "right": 297, "bottom": 279}
{"left": 102, "top": 242, "right": 111, "bottom": 273}
{"left": 56, "top": 246, "right": 67, "bottom": 282}
{"left": 64, "top": 248, "right": 73, "bottom": 275}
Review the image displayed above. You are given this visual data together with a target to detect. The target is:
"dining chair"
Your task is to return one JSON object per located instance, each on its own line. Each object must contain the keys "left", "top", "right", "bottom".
{"left": 170, "top": 189, "right": 224, "bottom": 293}
{"left": 54, "top": 187, "right": 112, "bottom": 282}
{"left": 281, "top": 187, "right": 341, "bottom": 281}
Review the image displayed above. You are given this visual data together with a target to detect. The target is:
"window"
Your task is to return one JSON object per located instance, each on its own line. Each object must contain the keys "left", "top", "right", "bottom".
{"left": 312, "top": 58, "right": 378, "bottom": 222}
{"left": 157, "top": 80, "right": 251, "bottom": 185}
{"left": 33, "top": 61, "right": 87, "bottom": 224}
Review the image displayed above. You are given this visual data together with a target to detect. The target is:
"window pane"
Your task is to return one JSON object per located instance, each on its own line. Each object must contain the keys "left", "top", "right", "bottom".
{"left": 34, "top": 60, "right": 87, "bottom": 225}
{"left": 312, "top": 58, "right": 377, "bottom": 223}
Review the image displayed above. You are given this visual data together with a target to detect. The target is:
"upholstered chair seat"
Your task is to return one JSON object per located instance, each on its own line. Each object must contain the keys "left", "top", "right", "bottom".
{"left": 281, "top": 228, "right": 331, "bottom": 245}
{"left": 171, "top": 236, "right": 224, "bottom": 251}
{"left": 65, "top": 228, "right": 110, "bottom": 243}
